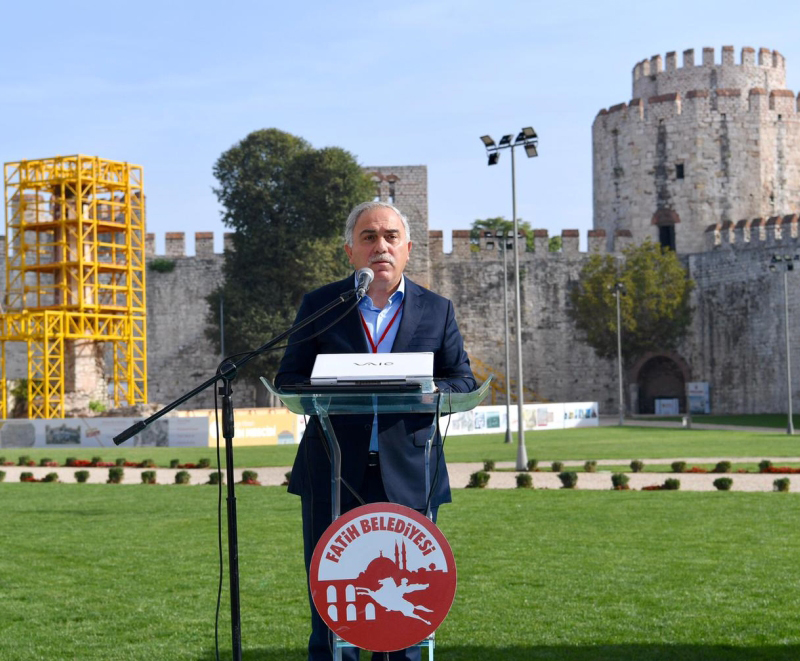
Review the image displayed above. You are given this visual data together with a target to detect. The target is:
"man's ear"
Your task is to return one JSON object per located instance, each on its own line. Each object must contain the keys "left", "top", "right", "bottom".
{"left": 344, "top": 243, "right": 353, "bottom": 264}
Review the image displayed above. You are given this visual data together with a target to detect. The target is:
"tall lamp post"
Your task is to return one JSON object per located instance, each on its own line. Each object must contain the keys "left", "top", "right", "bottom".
{"left": 481, "top": 127, "right": 538, "bottom": 470}
{"left": 489, "top": 230, "right": 514, "bottom": 444}
{"left": 612, "top": 282, "right": 625, "bottom": 426}
{"left": 769, "top": 253, "right": 798, "bottom": 435}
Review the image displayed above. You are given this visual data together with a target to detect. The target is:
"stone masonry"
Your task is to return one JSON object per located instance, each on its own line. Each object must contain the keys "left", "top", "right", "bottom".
{"left": 593, "top": 46, "right": 800, "bottom": 254}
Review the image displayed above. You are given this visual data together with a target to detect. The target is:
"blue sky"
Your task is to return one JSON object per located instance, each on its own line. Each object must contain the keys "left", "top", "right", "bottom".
{"left": 3, "top": 0, "right": 800, "bottom": 253}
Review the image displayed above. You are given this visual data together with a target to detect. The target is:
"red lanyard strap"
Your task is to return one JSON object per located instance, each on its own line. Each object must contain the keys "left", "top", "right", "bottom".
{"left": 359, "top": 303, "right": 403, "bottom": 353}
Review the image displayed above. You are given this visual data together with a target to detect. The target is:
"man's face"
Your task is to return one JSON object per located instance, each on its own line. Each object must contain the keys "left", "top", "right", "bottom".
{"left": 344, "top": 207, "right": 412, "bottom": 294}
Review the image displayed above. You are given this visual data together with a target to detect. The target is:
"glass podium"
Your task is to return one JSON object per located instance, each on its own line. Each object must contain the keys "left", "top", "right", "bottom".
{"left": 261, "top": 378, "right": 491, "bottom": 661}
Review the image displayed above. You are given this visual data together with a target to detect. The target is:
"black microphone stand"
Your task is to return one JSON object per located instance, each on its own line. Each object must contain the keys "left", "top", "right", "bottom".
{"left": 113, "top": 286, "right": 361, "bottom": 661}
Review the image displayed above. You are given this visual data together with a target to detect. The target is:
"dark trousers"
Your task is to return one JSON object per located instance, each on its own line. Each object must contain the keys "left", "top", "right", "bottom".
{"left": 301, "top": 463, "right": 437, "bottom": 661}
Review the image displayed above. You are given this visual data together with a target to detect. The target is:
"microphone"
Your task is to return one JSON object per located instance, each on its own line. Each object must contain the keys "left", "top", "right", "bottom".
{"left": 355, "top": 267, "right": 374, "bottom": 299}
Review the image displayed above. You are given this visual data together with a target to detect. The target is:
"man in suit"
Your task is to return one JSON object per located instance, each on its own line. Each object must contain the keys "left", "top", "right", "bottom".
{"left": 275, "top": 200, "right": 475, "bottom": 661}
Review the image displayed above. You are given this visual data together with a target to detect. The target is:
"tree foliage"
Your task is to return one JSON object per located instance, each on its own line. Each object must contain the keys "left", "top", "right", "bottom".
{"left": 207, "top": 128, "right": 374, "bottom": 388}
{"left": 568, "top": 239, "right": 694, "bottom": 364}
{"left": 470, "top": 216, "right": 560, "bottom": 252}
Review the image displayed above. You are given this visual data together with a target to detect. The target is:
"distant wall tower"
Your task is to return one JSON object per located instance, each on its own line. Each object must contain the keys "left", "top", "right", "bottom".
{"left": 365, "top": 165, "right": 430, "bottom": 287}
{"left": 592, "top": 46, "right": 800, "bottom": 253}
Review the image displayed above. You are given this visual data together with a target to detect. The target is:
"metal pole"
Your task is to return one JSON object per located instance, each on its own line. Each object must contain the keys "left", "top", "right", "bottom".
{"left": 784, "top": 269, "right": 794, "bottom": 435}
{"left": 615, "top": 287, "right": 624, "bottom": 426}
{"left": 502, "top": 236, "right": 512, "bottom": 444}
{"left": 220, "top": 293, "right": 225, "bottom": 358}
{"left": 510, "top": 145, "right": 528, "bottom": 470}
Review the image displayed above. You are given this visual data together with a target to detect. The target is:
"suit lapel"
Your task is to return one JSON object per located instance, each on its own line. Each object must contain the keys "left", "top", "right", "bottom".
{"left": 391, "top": 278, "right": 424, "bottom": 352}
{"left": 336, "top": 275, "right": 370, "bottom": 353}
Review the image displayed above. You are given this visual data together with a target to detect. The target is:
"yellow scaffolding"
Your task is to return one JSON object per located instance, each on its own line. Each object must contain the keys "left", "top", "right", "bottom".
{"left": 1, "top": 155, "right": 147, "bottom": 418}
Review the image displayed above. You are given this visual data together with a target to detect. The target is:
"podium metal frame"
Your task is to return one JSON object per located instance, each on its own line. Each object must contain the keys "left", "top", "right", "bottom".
{"left": 264, "top": 378, "right": 490, "bottom": 661}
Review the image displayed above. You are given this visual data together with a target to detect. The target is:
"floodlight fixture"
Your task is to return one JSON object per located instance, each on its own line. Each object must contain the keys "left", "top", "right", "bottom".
{"left": 480, "top": 135, "right": 496, "bottom": 148}
{"left": 488, "top": 152, "right": 500, "bottom": 166}
{"left": 498, "top": 134, "right": 513, "bottom": 147}
{"left": 521, "top": 126, "right": 537, "bottom": 139}
{"left": 525, "top": 143, "right": 538, "bottom": 158}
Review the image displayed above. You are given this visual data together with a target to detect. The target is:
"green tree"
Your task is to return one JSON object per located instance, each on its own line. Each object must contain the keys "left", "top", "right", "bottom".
{"left": 568, "top": 239, "right": 694, "bottom": 364}
{"left": 470, "top": 217, "right": 560, "bottom": 252}
{"left": 207, "top": 129, "right": 374, "bottom": 397}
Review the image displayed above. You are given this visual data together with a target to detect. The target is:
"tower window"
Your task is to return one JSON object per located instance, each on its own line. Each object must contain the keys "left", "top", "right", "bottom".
{"left": 675, "top": 163, "right": 685, "bottom": 179}
{"left": 659, "top": 224, "right": 676, "bottom": 251}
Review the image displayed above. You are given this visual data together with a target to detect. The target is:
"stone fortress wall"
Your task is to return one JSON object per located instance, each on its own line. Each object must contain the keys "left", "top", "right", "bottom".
{"left": 593, "top": 46, "right": 800, "bottom": 255}
{"left": 136, "top": 215, "right": 799, "bottom": 416}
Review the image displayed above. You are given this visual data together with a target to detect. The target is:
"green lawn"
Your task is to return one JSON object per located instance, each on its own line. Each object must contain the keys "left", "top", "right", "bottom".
{"left": 1, "top": 485, "right": 798, "bottom": 660}
{"left": 3, "top": 425, "right": 800, "bottom": 470}
{"left": 645, "top": 413, "right": 800, "bottom": 429}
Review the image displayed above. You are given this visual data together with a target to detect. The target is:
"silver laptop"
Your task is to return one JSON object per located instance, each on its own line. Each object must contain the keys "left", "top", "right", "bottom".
{"left": 310, "top": 352, "right": 434, "bottom": 389}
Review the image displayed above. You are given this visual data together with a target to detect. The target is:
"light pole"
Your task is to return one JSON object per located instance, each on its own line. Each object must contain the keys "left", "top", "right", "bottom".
{"left": 769, "top": 254, "right": 798, "bottom": 435}
{"left": 495, "top": 230, "right": 513, "bottom": 444}
{"left": 481, "top": 128, "right": 538, "bottom": 470}
{"left": 612, "top": 282, "right": 625, "bottom": 426}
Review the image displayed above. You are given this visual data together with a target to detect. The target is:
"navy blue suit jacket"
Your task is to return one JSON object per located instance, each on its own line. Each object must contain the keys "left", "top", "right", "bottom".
{"left": 275, "top": 275, "right": 475, "bottom": 510}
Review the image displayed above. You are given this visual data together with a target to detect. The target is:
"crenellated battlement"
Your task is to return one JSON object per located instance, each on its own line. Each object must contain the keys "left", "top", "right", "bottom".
{"left": 632, "top": 46, "right": 786, "bottom": 100}
{"left": 143, "top": 232, "right": 235, "bottom": 258}
{"left": 428, "top": 229, "right": 633, "bottom": 260}
{"left": 705, "top": 215, "right": 800, "bottom": 250}
{"left": 595, "top": 87, "right": 800, "bottom": 124}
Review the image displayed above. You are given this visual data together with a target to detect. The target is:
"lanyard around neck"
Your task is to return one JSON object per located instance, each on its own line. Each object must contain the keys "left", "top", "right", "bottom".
{"left": 359, "top": 302, "right": 404, "bottom": 353}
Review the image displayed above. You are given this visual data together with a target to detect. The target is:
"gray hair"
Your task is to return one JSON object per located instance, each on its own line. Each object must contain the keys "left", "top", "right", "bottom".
{"left": 344, "top": 201, "right": 411, "bottom": 247}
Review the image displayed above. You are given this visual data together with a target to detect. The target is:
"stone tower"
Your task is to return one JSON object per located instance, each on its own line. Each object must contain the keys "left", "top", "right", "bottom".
{"left": 592, "top": 46, "right": 800, "bottom": 253}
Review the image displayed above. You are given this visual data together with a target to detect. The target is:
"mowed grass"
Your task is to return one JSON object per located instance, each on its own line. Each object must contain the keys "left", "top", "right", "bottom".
{"left": 647, "top": 413, "right": 800, "bottom": 429}
{"left": 4, "top": 425, "right": 800, "bottom": 469}
{"left": 1, "top": 485, "right": 799, "bottom": 660}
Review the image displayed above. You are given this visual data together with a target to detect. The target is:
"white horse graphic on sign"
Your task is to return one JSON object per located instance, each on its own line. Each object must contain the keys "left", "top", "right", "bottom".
{"left": 356, "top": 577, "right": 434, "bottom": 625}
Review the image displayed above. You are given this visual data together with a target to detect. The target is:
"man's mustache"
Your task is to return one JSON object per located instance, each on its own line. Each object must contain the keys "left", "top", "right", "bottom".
{"left": 369, "top": 253, "right": 395, "bottom": 265}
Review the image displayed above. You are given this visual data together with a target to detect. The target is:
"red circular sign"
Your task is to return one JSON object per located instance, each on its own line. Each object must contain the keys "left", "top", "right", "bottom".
{"left": 310, "top": 503, "right": 457, "bottom": 652}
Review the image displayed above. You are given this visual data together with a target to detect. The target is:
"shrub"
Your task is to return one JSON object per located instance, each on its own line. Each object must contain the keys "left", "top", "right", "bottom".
{"left": 630, "top": 460, "right": 644, "bottom": 473}
{"left": 141, "top": 458, "right": 156, "bottom": 468}
{"left": 0, "top": 470, "right": 5, "bottom": 482}
{"left": 773, "top": 477, "right": 791, "bottom": 492}
{"left": 526, "top": 459, "right": 538, "bottom": 472}
{"left": 198, "top": 458, "right": 211, "bottom": 468}
{"left": 671, "top": 461, "right": 687, "bottom": 474}
{"left": 712, "top": 460, "right": 732, "bottom": 474}
{"left": 39, "top": 457, "right": 52, "bottom": 467}
{"left": 466, "top": 471, "right": 490, "bottom": 488}
{"left": 663, "top": 478, "right": 681, "bottom": 491}
{"left": 91, "top": 456, "right": 103, "bottom": 467}
{"left": 515, "top": 473, "right": 533, "bottom": 489}
{"left": 208, "top": 471, "right": 224, "bottom": 485}
{"left": 175, "top": 471, "right": 191, "bottom": 485}
{"left": 240, "top": 470, "right": 262, "bottom": 486}
{"left": 115, "top": 458, "right": 126, "bottom": 467}
{"left": 611, "top": 473, "right": 630, "bottom": 490}
{"left": 20, "top": 471, "right": 35, "bottom": 482}
{"left": 281, "top": 471, "right": 292, "bottom": 486}
{"left": 141, "top": 471, "right": 157, "bottom": 484}
{"left": 75, "top": 470, "right": 90, "bottom": 483}
{"left": 66, "top": 457, "right": 78, "bottom": 467}
{"left": 584, "top": 460, "right": 598, "bottom": 473}
{"left": 558, "top": 471, "right": 578, "bottom": 489}
{"left": 107, "top": 467, "right": 124, "bottom": 484}
{"left": 551, "top": 461, "right": 564, "bottom": 473}
{"left": 170, "top": 459, "right": 180, "bottom": 469}
{"left": 42, "top": 472, "right": 59, "bottom": 483}
{"left": 482, "top": 460, "right": 495, "bottom": 472}
{"left": 713, "top": 477, "right": 733, "bottom": 491}
{"left": 759, "top": 460, "right": 773, "bottom": 473}
{"left": 0, "top": 457, "right": 5, "bottom": 465}
{"left": 148, "top": 257, "right": 176, "bottom": 273}
{"left": 18, "top": 455, "right": 30, "bottom": 466}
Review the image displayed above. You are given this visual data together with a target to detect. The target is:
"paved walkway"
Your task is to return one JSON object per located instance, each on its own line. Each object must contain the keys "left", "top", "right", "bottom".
{"left": 3, "top": 461, "right": 798, "bottom": 492}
